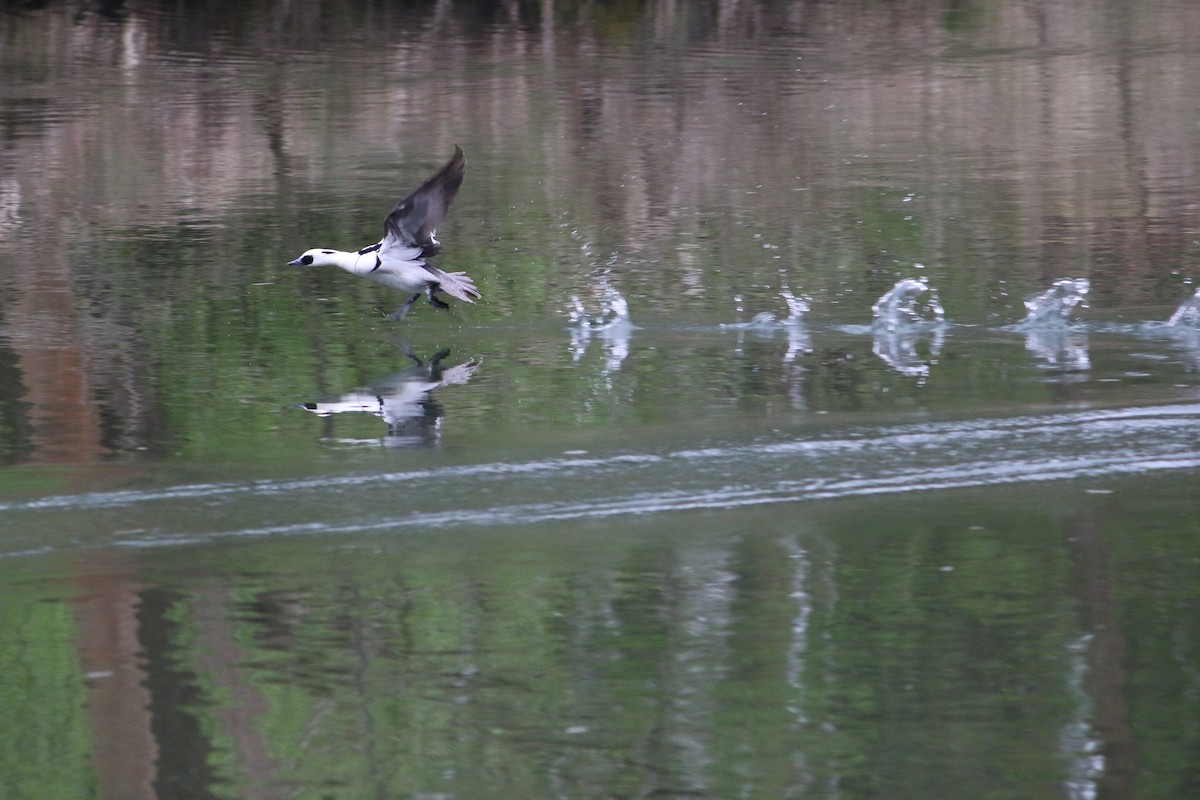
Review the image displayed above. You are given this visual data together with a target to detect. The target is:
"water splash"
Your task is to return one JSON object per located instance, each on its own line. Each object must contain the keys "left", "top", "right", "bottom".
{"left": 569, "top": 280, "right": 631, "bottom": 333}
{"left": 569, "top": 280, "right": 633, "bottom": 375}
{"left": 781, "top": 290, "right": 810, "bottom": 325}
{"left": 1167, "top": 288, "right": 1200, "bottom": 327}
{"left": 1131, "top": 289, "right": 1200, "bottom": 371}
{"left": 1017, "top": 279, "right": 1091, "bottom": 371}
{"left": 785, "top": 296, "right": 813, "bottom": 351}
{"left": 871, "top": 277, "right": 944, "bottom": 332}
{"left": 722, "top": 290, "right": 811, "bottom": 330}
{"left": 1016, "top": 277, "right": 1089, "bottom": 329}
{"left": 720, "top": 290, "right": 813, "bottom": 365}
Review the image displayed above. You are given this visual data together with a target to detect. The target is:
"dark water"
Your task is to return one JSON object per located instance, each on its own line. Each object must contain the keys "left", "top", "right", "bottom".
{"left": 2, "top": 1, "right": 1200, "bottom": 798}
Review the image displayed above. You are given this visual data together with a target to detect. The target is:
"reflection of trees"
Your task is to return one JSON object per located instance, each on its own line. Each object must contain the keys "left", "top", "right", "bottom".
{"left": 2, "top": 0, "right": 1200, "bottom": 460}
{"left": 1064, "top": 511, "right": 1135, "bottom": 799}
{"left": 40, "top": 490, "right": 1200, "bottom": 798}
{"left": 0, "top": 439, "right": 1193, "bottom": 798}
{"left": 4, "top": 0, "right": 1198, "bottom": 281}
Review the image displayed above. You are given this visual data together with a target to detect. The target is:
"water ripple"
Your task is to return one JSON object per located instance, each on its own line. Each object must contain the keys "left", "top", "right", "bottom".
{"left": 3, "top": 403, "right": 1199, "bottom": 554}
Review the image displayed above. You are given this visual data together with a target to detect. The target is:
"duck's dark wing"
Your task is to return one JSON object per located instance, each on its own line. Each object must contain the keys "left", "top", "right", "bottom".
{"left": 380, "top": 146, "right": 465, "bottom": 259}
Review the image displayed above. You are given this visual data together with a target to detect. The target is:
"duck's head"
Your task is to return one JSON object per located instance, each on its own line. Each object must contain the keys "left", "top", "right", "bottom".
{"left": 286, "top": 248, "right": 338, "bottom": 267}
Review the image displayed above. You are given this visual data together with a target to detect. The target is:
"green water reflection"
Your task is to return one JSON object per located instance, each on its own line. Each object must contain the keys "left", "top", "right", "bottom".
{"left": 3, "top": 478, "right": 1199, "bottom": 798}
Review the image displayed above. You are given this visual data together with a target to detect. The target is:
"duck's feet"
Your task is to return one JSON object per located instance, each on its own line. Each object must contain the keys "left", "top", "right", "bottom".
{"left": 426, "top": 286, "right": 450, "bottom": 310}
{"left": 387, "top": 293, "right": 423, "bottom": 321}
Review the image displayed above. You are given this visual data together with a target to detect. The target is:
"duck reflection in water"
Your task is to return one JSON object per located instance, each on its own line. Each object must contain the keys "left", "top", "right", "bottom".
{"left": 299, "top": 346, "right": 479, "bottom": 448}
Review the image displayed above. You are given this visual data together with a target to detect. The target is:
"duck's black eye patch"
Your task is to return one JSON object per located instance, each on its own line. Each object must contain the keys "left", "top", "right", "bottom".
{"left": 301, "top": 255, "right": 314, "bottom": 265}
{"left": 321, "top": 250, "right": 334, "bottom": 255}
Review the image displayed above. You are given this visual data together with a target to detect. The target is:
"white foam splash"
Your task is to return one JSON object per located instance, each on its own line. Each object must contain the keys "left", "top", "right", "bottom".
{"left": 569, "top": 280, "right": 633, "bottom": 375}
{"left": 569, "top": 280, "right": 631, "bottom": 333}
{"left": 871, "top": 277, "right": 944, "bottom": 332}
{"left": 1017, "top": 277, "right": 1090, "bottom": 329}
{"left": 1167, "top": 287, "right": 1200, "bottom": 327}
{"left": 722, "top": 290, "right": 811, "bottom": 329}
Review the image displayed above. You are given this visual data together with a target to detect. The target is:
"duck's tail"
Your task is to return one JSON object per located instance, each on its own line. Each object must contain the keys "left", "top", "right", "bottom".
{"left": 431, "top": 268, "right": 481, "bottom": 303}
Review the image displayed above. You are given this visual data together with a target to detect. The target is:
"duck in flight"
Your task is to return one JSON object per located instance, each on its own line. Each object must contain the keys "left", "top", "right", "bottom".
{"left": 287, "top": 146, "right": 479, "bottom": 321}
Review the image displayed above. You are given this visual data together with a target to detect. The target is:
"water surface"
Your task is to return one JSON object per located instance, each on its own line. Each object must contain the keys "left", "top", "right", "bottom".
{"left": 2, "top": 1, "right": 1200, "bottom": 798}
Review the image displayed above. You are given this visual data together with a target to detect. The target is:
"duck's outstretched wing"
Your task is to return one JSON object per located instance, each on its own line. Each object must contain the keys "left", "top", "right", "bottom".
{"left": 380, "top": 146, "right": 465, "bottom": 259}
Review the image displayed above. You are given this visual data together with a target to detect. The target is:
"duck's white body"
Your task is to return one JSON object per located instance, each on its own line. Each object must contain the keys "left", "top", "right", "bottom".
{"left": 288, "top": 146, "right": 479, "bottom": 320}
{"left": 301, "top": 244, "right": 477, "bottom": 298}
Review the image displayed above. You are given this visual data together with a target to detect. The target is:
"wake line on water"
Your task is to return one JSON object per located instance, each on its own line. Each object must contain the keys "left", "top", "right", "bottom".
{"left": 3, "top": 403, "right": 1199, "bottom": 518}
{"left": 107, "top": 450, "right": 1200, "bottom": 549}
{"left": 0, "top": 453, "right": 667, "bottom": 512}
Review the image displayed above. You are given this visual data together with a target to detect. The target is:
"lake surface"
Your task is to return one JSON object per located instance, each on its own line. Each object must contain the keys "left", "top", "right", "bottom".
{"left": 2, "top": 1, "right": 1200, "bottom": 798}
